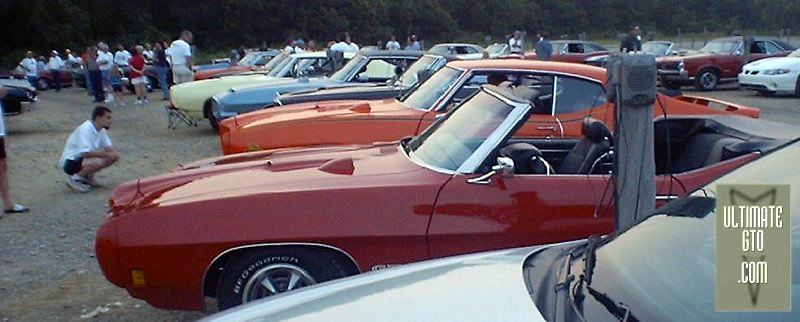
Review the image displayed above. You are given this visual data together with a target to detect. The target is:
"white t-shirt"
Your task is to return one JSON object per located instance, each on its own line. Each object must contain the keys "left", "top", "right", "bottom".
{"left": 19, "top": 58, "right": 38, "bottom": 76}
{"left": 169, "top": 39, "right": 192, "bottom": 66}
{"left": 349, "top": 43, "right": 360, "bottom": 51}
{"left": 294, "top": 46, "right": 304, "bottom": 54}
{"left": 386, "top": 41, "right": 401, "bottom": 50}
{"left": 60, "top": 120, "right": 112, "bottom": 167}
{"left": 0, "top": 101, "right": 5, "bottom": 137}
{"left": 48, "top": 56, "right": 64, "bottom": 70}
{"left": 509, "top": 38, "right": 523, "bottom": 53}
{"left": 97, "top": 51, "right": 114, "bottom": 70}
{"left": 330, "top": 42, "right": 356, "bottom": 52}
{"left": 114, "top": 50, "right": 132, "bottom": 66}
{"left": 67, "top": 54, "right": 80, "bottom": 66}
{"left": 283, "top": 45, "right": 295, "bottom": 54}
{"left": 143, "top": 50, "right": 154, "bottom": 62}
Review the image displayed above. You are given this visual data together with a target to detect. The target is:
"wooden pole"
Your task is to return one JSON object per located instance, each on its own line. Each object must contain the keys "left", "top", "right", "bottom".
{"left": 606, "top": 53, "right": 657, "bottom": 231}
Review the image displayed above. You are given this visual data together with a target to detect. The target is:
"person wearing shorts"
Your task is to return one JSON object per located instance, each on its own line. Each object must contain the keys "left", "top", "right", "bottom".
{"left": 130, "top": 45, "right": 149, "bottom": 105}
{"left": 60, "top": 106, "right": 120, "bottom": 193}
{"left": 168, "top": 30, "right": 194, "bottom": 84}
{"left": 0, "top": 87, "right": 29, "bottom": 216}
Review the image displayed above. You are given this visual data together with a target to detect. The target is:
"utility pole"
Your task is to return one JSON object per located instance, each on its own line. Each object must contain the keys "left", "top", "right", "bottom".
{"left": 606, "top": 53, "right": 658, "bottom": 231}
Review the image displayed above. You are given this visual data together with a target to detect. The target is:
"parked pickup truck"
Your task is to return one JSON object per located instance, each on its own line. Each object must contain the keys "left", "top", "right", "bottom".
{"left": 657, "top": 36, "right": 795, "bottom": 91}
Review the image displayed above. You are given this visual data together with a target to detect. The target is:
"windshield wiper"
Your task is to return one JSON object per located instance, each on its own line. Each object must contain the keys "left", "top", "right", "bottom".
{"left": 586, "top": 285, "right": 640, "bottom": 322}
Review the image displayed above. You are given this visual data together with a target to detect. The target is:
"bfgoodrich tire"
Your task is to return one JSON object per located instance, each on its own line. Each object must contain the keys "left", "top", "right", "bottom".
{"left": 216, "top": 247, "right": 351, "bottom": 311}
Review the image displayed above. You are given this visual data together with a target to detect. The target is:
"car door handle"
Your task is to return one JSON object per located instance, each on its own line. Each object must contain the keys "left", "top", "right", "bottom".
{"left": 537, "top": 126, "right": 557, "bottom": 131}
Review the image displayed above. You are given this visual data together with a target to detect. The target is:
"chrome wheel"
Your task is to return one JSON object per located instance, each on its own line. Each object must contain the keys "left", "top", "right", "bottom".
{"left": 240, "top": 263, "right": 316, "bottom": 303}
{"left": 695, "top": 70, "right": 718, "bottom": 91}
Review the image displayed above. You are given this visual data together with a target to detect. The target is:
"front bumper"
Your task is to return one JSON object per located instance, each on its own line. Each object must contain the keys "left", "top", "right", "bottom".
{"left": 738, "top": 72, "right": 798, "bottom": 93}
{"left": 658, "top": 69, "right": 690, "bottom": 82}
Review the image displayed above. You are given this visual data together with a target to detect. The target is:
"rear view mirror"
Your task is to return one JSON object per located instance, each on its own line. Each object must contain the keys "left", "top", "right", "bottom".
{"left": 467, "top": 157, "right": 514, "bottom": 185}
{"left": 395, "top": 66, "right": 404, "bottom": 76}
{"left": 417, "top": 69, "right": 435, "bottom": 83}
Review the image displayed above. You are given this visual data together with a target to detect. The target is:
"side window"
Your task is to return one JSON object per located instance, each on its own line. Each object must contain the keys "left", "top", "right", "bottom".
{"left": 465, "top": 47, "right": 480, "bottom": 54}
{"left": 254, "top": 56, "right": 268, "bottom": 65}
{"left": 567, "top": 43, "right": 584, "bottom": 53}
{"left": 357, "top": 58, "right": 403, "bottom": 82}
{"left": 763, "top": 41, "right": 782, "bottom": 54}
{"left": 455, "top": 46, "right": 469, "bottom": 54}
{"left": 553, "top": 76, "right": 607, "bottom": 115}
{"left": 750, "top": 42, "right": 766, "bottom": 54}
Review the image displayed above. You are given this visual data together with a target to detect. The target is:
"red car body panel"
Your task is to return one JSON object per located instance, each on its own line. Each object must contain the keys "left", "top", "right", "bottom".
{"left": 194, "top": 65, "right": 258, "bottom": 80}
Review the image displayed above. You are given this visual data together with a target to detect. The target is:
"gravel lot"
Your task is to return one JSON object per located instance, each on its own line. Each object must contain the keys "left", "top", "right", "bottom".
{"left": 0, "top": 83, "right": 798, "bottom": 321}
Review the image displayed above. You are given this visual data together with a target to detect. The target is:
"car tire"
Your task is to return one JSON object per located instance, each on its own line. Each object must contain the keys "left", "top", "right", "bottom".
{"left": 37, "top": 78, "right": 50, "bottom": 91}
{"left": 216, "top": 247, "right": 350, "bottom": 311}
{"left": 208, "top": 113, "right": 220, "bottom": 132}
{"left": 694, "top": 68, "right": 719, "bottom": 91}
{"left": 660, "top": 77, "right": 681, "bottom": 90}
{"left": 757, "top": 90, "right": 775, "bottom": 97}
{"left": 795, "top": 76, "right": 800, "bottom": 98}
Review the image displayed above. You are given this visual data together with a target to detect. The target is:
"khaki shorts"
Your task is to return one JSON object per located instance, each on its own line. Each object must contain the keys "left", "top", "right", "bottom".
{"left": 172, "top": 65, "right": 194, "bottom": 84}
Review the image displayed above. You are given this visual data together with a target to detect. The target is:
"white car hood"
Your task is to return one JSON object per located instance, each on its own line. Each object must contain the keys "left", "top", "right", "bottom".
{"left": 202, "top": 246, "right": 548, "bottom": 322}
{"left": 744, "top": 56, "right": 800, "bottom": 70}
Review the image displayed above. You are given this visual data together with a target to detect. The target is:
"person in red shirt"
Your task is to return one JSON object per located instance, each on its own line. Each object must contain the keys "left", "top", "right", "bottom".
{"left": 130, "top": 45, "right": 149, "bottom": 105}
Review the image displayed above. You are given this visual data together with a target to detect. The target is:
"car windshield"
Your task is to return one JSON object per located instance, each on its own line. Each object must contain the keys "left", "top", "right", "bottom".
{"left": 699, "top": 40, "right": 739, "bottom": 54}
{"left": 266, "top": 56, "right": 300, "bottom": 77}
{"left": 397, "top": 56, "right": 439, "bottom": 88}
{"left": 401, "top": 66, "right": 463, "bottom": 110}
{"left": 238, "top": 53, "right": 261, "bottom": 65}
{"left": 642, "top": 42, "right": 671, "bottom": 56}
{"left": 429, "top": 45, "right": 451, "bottom": 55}
{"left": 263, "top": 54, "right": 288, "bottom": 71}
{"left": 485, "top": 44, "right": 507, "bottom": 56}
{"left": 788, "top": 48, "right": 800, "bottom": 57}
{"left": 551, "top": 42, "right": 568, "bottom": 54}
{"left": 330, "top": 55, "right": 367, "bottom": 82}
{"left": 407, "top": 89, "right": 517, "bottom": 171}
{"left": 564, "top": 141, "right": 800, "bottom": 321}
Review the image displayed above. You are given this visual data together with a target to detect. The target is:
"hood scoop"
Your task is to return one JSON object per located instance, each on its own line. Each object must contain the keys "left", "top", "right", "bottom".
{"left": 318, "top": 157, "right": 355, "bottom": 175}
{"left": 349, "top": 102, "right": 371, "bottom": 113}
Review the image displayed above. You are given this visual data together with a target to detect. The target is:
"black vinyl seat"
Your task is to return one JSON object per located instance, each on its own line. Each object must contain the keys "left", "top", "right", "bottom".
{"left": 558, "top": 118, "right": 612, "bottom": 174}
{"left": 499, "top": 143, "right": 549, "bottom": 174}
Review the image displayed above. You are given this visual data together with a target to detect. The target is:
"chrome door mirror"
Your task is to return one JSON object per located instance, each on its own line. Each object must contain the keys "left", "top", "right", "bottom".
{"left": 467, "top": 157, "right": 514, "bottom": 185}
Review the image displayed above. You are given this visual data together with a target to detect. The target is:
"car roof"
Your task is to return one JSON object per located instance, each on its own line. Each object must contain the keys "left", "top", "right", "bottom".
{"left": 356, "top": 50, "right": 425, "bottom": 58}
{"left": 422, "top": 53, "right": 461, "bottom": 61}
{"left": 447, "top": 59, "right": 607, "bottom": 82}
{"left": 289, "top": 51, "right": 357, "bottom": 59}
{"left": 432, "top": 43, "right": 483, "bottom": 48}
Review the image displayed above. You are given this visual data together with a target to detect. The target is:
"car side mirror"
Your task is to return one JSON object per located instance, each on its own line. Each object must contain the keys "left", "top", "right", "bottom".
{"left": 467, "top": 157, "right": 514, "bottom": 185}
{"left": 394, "top": 66, "right": 404, "bottom": 76}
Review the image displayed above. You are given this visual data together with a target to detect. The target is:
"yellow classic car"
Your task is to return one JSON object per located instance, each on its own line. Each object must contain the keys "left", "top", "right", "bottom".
{"left": 169, "top": 51, "right": 352, "bottom": 121}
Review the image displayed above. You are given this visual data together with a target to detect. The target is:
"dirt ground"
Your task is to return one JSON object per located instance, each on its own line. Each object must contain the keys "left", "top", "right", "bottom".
{"left": 0, "top": 83, "right": 798, "bottom": 321}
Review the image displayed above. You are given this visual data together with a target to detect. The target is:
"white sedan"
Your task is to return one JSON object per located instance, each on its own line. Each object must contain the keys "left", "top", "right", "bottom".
{"left": 739, "top": 48, "right": 800, "bottom": 96}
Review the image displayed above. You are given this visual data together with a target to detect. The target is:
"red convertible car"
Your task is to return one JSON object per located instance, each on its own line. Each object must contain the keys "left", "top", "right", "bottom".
{"left": 220, "top": 59, "right": 759, "bottom": 155}
{"left": 96, "top": 85, "right": 793, "bottom": 312}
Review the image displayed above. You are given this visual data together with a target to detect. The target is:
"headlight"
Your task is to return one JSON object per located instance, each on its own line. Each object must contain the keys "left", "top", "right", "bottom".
{"left": 763, "top": 69, "right": 791, "bottom": 75}
{"left": 677, "top": 61, "right": 684, "bottom": 71}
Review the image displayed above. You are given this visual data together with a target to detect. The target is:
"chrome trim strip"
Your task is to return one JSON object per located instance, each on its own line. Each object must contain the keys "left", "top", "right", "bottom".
{"left": 402, "top": 145, "right": 458, "bottom": 175}
{"left": 555, "top": 117, "right": 564, "bottom": 138}
{"left": 551, "top": 76, "right": 558, "bottom": 116}
{"left": 656, "top": 195, "right": 680, "bottom": 201}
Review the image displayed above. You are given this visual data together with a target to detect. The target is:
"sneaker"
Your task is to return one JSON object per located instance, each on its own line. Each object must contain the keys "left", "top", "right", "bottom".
{"left": 135, "top": 99, "right": 142, "bottom": 105}
{"left": 83, "top": 175, "right": 101, "bottom": 187}
{"left": 3, "top": 204, "right": 29, "bottom": 214}
{"left": 66, "top": 176, "right": 91, "bottom": 193}
{"left": 142, "top": 98, "right": 149, "bottom": 106}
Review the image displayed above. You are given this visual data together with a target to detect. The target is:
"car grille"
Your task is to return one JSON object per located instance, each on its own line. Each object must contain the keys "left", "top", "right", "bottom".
{"left": 742, "top": 70, "right": 759, "bottom": 75}
{"left": 658, "top": 62, "right": 681, "bottom": 70}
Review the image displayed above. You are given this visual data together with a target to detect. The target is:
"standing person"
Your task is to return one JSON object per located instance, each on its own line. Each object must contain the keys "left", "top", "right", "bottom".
{"left": 114, "top": 44, "right": 132, "bottom": 75}
{"left": 130, "top": 45, "right": 149, "bottom": 105}
{"left": 330, "top": 33, "right": 356, "bottom": 52}
{"left": 509, "top": 30, "right": 524, "bottom": 54}
{"left": 535, "top": 31, "right": 553, "bottom": 60}
{"left": 306, "top": 40, "right": 318, "bottom": 52}
{"left": 294, "top": 39, "right": 306, "bottom": 53}
{"left": 109, "top": 65, "right": 125, "bottom": 105}
{"left": 47, "top": 51, "right": 64, "bottom": 92}
{"left": 405, "top": 35, "right": 421, "bottom": 51}
{"left": 36, "top": 56, "right": 47, "bottom": 75}
{"left": 0, "top": 87, "right": 29, "bottom": 216}
{"left": 97, "top": 43, "right": 115, "bottom": 102}
{"left": 65, "top": 49, "right": 80, "bottom": 67}
{"left": 169, "top": 30, "right": 194, "bottom": 84}
{"left": 345, "top": 33, "right": 359, "bottom": 51}
{"left": 620, "top": 25, "right": 642, "bottom": 52}
{"left": 386, "top": 35, "right": 401, "bottom": 50}
{"left": 86, "top": 46, "right": 104, "bottom": 102}
{"left": 142, "top": 43, "right": 154, "bottom": 65}
{"left": 237, "top": 45, "right": 246, "bottom": 62}
{"left": 152, "top": 42, "right": 170, "bottom": 100}
{"left": 60, "top": 106, "right": 119, "bottom": 193}
{"left": 18, "top": 52, "right": 38, "bottom": 88}
{"left": 283, "top": 38, "right": 296, "bottom": 54}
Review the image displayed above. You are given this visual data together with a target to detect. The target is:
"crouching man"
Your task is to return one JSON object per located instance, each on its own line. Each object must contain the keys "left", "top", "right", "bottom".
{"left": 60, "top": 106, "right": 119, "bottom": 192}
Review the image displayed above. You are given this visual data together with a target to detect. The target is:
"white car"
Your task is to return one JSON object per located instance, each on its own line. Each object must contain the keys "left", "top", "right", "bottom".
{"left": 428, "top": 43, "right": 485, "bottom": 60}
{"left": 201, "top": 139, "right": 800, "bottom": 321}
{"left": 739, "top": 48, "right": 800, "bottom": 96}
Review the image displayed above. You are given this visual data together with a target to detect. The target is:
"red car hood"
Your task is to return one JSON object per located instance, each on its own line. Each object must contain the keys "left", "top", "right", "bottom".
{"left": 109, "top": 142, "right": 427, "bottom": 215}
{"left": 231, "top": 98, "right": 414, "bottom": 129}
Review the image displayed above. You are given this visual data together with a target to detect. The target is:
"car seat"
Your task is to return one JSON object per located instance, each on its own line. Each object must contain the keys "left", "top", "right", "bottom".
{"left": 558, "top": 118, "right": 612, "bottom": 174}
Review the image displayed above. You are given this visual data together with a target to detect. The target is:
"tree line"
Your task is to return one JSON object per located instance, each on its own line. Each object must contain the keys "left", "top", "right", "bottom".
{"left": 3, "top": 0, "right": 799, "bottom": 68}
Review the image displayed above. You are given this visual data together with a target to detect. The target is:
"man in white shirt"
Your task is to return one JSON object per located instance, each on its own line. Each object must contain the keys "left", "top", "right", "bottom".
{"left": 60, "top": 106, "right": 119, "bottom": 192}
{"left": 18, "top": 51, "right": 38, "bottom": 88}
{"left": 0, "top": 87, "right": 28, "bottom": 215}
{"left": 283, "top": 39, "right": 296, "bottom": 54}
{"left": 114, "top": 44, "right": 132, "bottom": 74}
{"left": 330, "top": 33, "right": 357, "bottom": 53}
{"left": 509, "top": 30, "right": 523, "bottom": 54}
{"left": 65, "top": 49, "right": 81, "bottom": 68}
{"left": 169, "top": 30, "right": 194, "bottom": 84}
{"left": 386, "top": 35, "right": 401, "bottom": 50}
{"left": 346, "top": 34, "right": 359, "bottom": 51}
{"left": 97, "top": 43, "right": 115, "bottom": 99}
{"left": 47, "top": 51, "right": 64, "bottom": 92}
